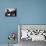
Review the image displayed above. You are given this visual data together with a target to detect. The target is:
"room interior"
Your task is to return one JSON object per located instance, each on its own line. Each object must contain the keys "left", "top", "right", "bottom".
{"left": 0, "top": 0, "right": 46, "bottom": 46}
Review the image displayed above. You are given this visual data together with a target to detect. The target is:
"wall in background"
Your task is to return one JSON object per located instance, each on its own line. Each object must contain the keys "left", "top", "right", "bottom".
{"left": 0, "top": 0, "right": 46, "bottom": 44}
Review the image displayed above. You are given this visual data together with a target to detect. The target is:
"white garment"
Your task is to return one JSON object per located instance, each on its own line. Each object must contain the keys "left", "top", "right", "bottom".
{"left": 21, "top": 30, "right": 28, "bottom": 39}
{"left": 31, "top": 35, "right": 45, "bottom": 41}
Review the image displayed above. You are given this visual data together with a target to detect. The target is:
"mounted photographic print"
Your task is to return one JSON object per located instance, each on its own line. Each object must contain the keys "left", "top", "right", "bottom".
{"left": 18, "top": 24, "right": 46, "bottom": 41}
{"left": 5, "top": 8, "right": 17, "bottom": 17}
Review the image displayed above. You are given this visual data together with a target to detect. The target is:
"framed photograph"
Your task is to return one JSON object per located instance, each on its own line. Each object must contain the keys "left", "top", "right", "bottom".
{"left": 5, "top": 8, "right": 17, "bottom": 17}
{"left": 18, "top": 24, "right": 46, "bottom": 41}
